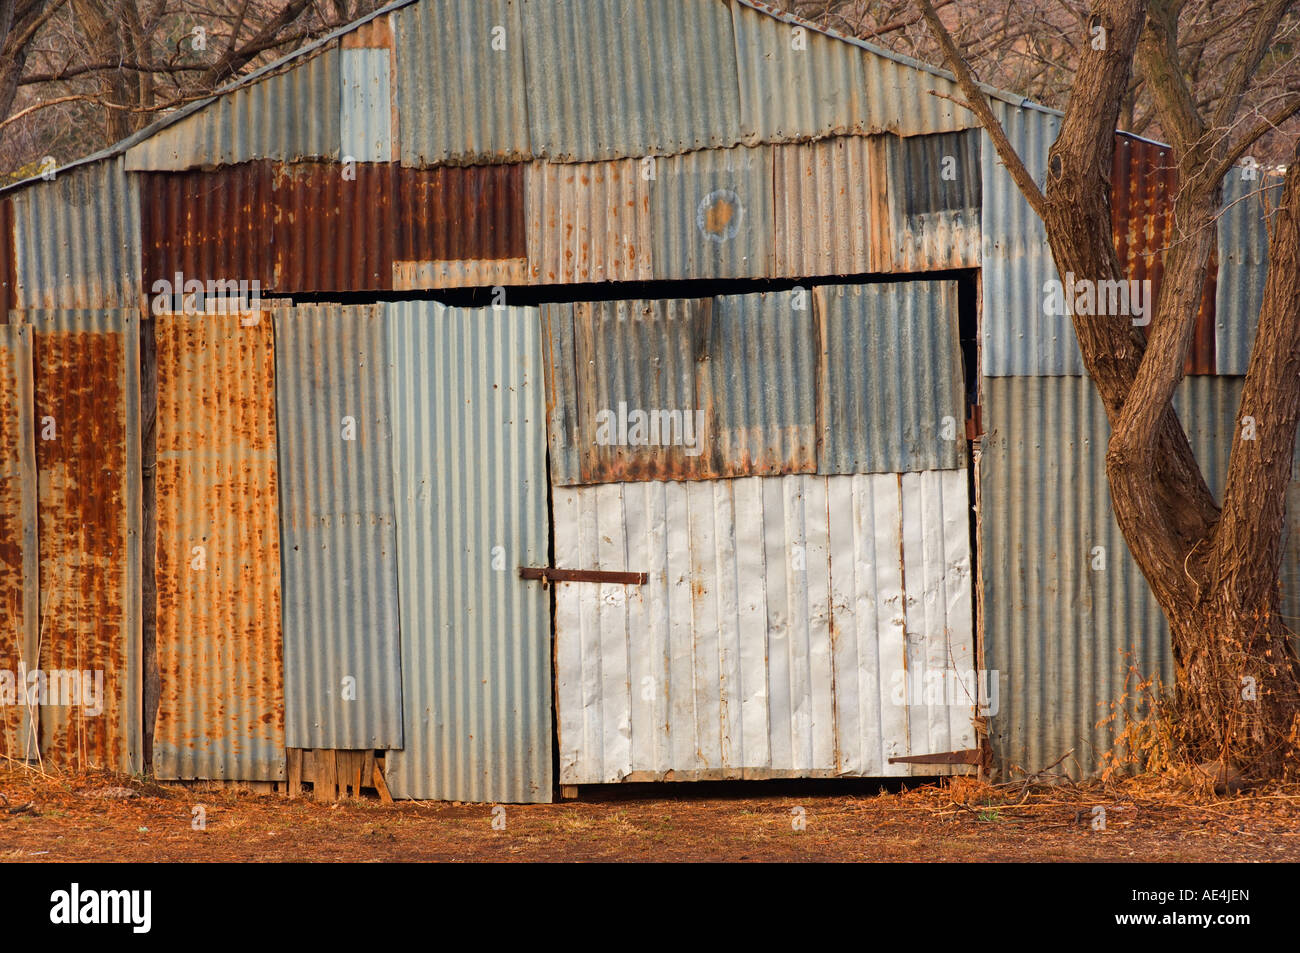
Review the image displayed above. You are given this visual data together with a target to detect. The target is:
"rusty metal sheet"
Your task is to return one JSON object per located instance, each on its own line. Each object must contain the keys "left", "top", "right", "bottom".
{"left": 0, "top": 323, "right": 38, "bottom": 761}
{"left": 30, "top": 309, "right": 141, "bottom": 773}
{"left": 1111, "top": 132, "right": 1216, "bottom": 374}
{"left": 885, "top": 130, "right": 981, "bottom": 271}
{"left": 0, "top": 198, "right": 14, "bottom": 324}
{"left": 153, "top": 308, "right": 285, "bottom": 780}
{"left": 141, "top": 163, "right": 276, "bottom": 297}
{"left": 652, "top": 145, "right": 774, "bottom": 280}
{"left": 525, "top": 159, "right": 653, "bottom": 284}
{"left": 271, "top": 162, "right": 396, "bottom": 293}
{"left": 393, "top": 164, "right": 526, "bottom": 289}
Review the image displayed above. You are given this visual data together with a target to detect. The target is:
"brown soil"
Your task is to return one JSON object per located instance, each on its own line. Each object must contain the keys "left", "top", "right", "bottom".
{"left": 1, "top": 766, "right": 1298, "bottom": 862}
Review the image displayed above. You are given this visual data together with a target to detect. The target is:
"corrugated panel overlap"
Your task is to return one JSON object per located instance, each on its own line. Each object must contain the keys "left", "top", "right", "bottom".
{"left": 818, "top": 281, "right": 966, "bottom": 473}
{"left": 384, "top": 301, "right": 552, "bottom": 803}
{"left": 554, "top": 471, "right": 976, "bottom": 782}
{"left": 885, "top": 130, "right": 981, "bottom": 271}
{"left": 29, "top": 309, "right": 140, "bottom": 772}
{"left": 652, "top": 145, "right": 774, "bottom": 280}
{"left": 12, "top": 160, "right": 140, "bottom": 310}
{"left": 394, "top": 0, "right": 530, "bottom": 166}
{"left": 0, "top": 323, "right": 38, "bottom": 761}
{"left": 1216, "top": 173, "right": 1284, "bottom": 375}
{"left": 124, "top": 48, "right": 341, "bottom": 171}
{"left": 981, "top": 374, "right": 1249, "bottom": 777}
{"left": 521, "top": 0, "right": 742, "bottom": 162}
{"left": 525, "top": 159, "right": 653, "bottom": 284}
{"left": 275, "top": 304, "right": 403, "bottom": 750}
{"left": 154, "top": 309, "right": 284, "bottom": 780}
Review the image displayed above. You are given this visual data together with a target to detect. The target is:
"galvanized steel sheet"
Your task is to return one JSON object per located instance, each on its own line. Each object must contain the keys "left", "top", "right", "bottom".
{"left": 124, "top": 47, "right": 341, "bottom": 172}
{"left": 884, "top": 130, "right": 981, "bottom": 271}
{"left": 340, "top": 48, "right": 394, "bottom": 163}
{"left": 153, "top": 309, "right": 285, "bottom": 780}
{"left": 1215, "top": 172, "right": 1284, "bottom": 375}
{"left": 817, "top": 281, "right": 966, "bottom": 474}
{"left": 553, "top": 471, "right": 977, "bottom": 783}
{"left": 394, "top": 0, "right": 530, "bottom": 166}
{"left": 30, "top": 309, "right": 141, "bottom": 772}
{"left": 526, "top": 159, "right": 653, "bottom": 284}
{"left": 0, "top": 323, "right": 38, "bottom": 761}
{"left": 652, "top": 145, "right": 774, "bottom": 280}
{"left": 521, "top": 0, "right": 742, "bottom": 163}
{"left": 11, "top": 159, "right": 140, "bottom": 310}
{"left": 275, "top": 304, "right": 403, "bottom": 751}
{"left": 384, "top": 301, "right": 552, "bottom": 803}
{"left": 773, "top": 136, "right": 883, "bottom": 277}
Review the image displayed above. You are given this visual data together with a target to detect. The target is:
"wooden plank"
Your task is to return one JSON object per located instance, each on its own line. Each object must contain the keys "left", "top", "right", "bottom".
{"left": 287, "top": 748, "right": 303, "bottom": 799}
{"left": 372, "top": 760, "right": 394, "bottom": 803}
{"left": 519, "top": 566, "right": 647, "bottom": 585}
{"left": 315, "top": 749, "right": 337, "bottom": 802}
{"left": 560, "top": 785, "right": 579, "bottom": 800}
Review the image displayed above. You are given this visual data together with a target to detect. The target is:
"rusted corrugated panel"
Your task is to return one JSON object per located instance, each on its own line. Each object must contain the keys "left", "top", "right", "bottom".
{"left": 394, "top": 0, "right": 530, "bottom": 166}
{"left": 140, "top": 163, "right": 276, "bottom": 295}
{"left": 817, "top": 282, "right": 966, "bottom": 474}
{"left": 0, "top": 198, "right": 15, "bottom": 324}
{"left": 554, "top": 471, "right": 977, "bottom": 783}
{"left": 153, "top": 309, "right": 284, "bottom": 780}
{"left": 384, "top": 302, "right": 552, "bottom": 803}
{"left": 340, "top": 48, "right": 393, "bottom": 163}
{"left": 1110, "top": 133, "right": 1215, "bottom": 375}
{"left": 30, "top": 309, "right": 140, "bottom": 772}
{"left": 11, "top": 159, "right": 140, "bottom": 310}
{"left": 0, "top": 323, "right": 38, "bottom": 761}
{"left": 124, "top": 47, "right": 341, "bottom": 171}
{"left": 393, "top": 164, "right": 526, "bottom": 289}
{"left": 773, "top": 136, "right": 883, "bottom": 277}
{"left": 1215, "top": 171, "right": 1284, "bottom": 375}
{"left": 885, "top": 130, "right": 981, "bottom": 271}
{"left": 525, "top": 159, "right": 653, "bottom": 284}
{"left": 652, "top": 145, "right": 774, "bottom": 280}
{"left": 275, "top": 304, "right": 404, "bottom": 750}
{"left": 521, "top": 0, "right": 742, "bottom": 163}
{"left": 731, "top": 1, "right": 974, "bottom": 143}
{"left": 271, "top": 162, "right": 396, "bottom": 293}
{"left": 545, "top": 293, "right": 817, "bottom": 485}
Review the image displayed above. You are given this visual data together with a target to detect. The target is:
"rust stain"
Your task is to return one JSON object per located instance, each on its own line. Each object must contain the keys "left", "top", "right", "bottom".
{"left": 341, "top": 14, "right": 393, "bottom": 49}
{"left": 398, "top": 163, "right": 526, "bottom": 264}
{"left": 153, "top": 310, "right": 284, "bottom": 778}
{"left": 1111, "top": 133, "right": 1217, "bottom": 374}
{"left": 33, "top": 326, "right": 131, "bottom": 770}
{"left": 703, "top": 197, "right": 736, "bottom": 238}
{"left": 0, "top": 326, "right": 33, "bottom": 759}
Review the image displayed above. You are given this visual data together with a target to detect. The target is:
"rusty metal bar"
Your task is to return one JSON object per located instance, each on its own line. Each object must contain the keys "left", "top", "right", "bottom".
{"left": 889, "top": 747, "right": 986, "bottom": 766}
{"left": 519, "top": 567, "right": 648, "bottom": 585}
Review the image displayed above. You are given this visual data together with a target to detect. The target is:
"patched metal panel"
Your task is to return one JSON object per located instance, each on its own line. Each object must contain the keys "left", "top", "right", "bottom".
{"left": 773, "top": 136, "right": 882, "bottom": 277}
{"left": 981, "top": 103, "right": 1072, "bottom": 376}
{"left": 30, "top": 309, "right": 140, "bottom": 772}
{"left": 554, "top": 471, "right": 976, "bottom": 783}
{"left": 0, "top": 323, "right": 38, "bottom": 761}
{"left": 340, "top": 48, "right": 393, "bottom": 162}
{"left": 981, "top": 374, "right": 1247, "bottom": 777}
{"left": 730, "top": 2, "right": 973, "bottom": 143}
{"left": 885, "top": 131, "right": 981, "bottom": 271}
{"left": 275, "top": 304, "right": 403, "bottom": 750}
{"left": 394, "top": 163, "right": 527, "bottom": 289}
{"left": 652, "top": 145, "right": 774, "bottom": 280}
{"left": 271, "top": 162, "right": 396, "bottom": 292}
{"left": 124, "top": 48, "right": 341, "bottom": 171}
{"left": 0, "top": 198, "right": 15, "bottom": 323}
{"left": 154, "top": 309, "right": 285, "bottom": 780}
{"left": 12, "top": 159, "right": 140, "bottom": 310}
{"left": 526, "top": 159, "right": 653, "bottom": 284}
{"left": 521, "top": 0, "right": 742, "bottom": 162}
{"left": 394, "top": 0, "right": 530, "bottom": 166}
{"left": 384, "top": 302, "right": 552, "bottom": 803}
{"left": 1216, "top": 172, "right": 1284, "bottom": 375}
{"left": 817, "top": 282, "right": 966, "bottom": 474}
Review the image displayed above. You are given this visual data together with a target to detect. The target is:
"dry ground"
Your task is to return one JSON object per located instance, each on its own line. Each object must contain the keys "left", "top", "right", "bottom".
{"left": 1, "top": 765, "right": 1298, "bottom": 861}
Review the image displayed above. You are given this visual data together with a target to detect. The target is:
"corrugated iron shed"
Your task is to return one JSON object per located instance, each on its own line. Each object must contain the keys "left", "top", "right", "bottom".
{"left": 153, "top": 309, "right": 285, "bottom": 780}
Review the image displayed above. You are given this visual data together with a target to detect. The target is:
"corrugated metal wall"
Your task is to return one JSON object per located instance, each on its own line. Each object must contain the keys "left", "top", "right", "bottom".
{"left": 1216, "top": 172, "right": 1284, "bottom": 375}
{"left": 274, "top": 304, "right": 404, "bottom": 751}
{"left": 384, "top": 302, "right": 552, "bottom": 803}
{"left": 773, "top": 136, "right": 883, "bottom": 276}
{"left": 884, "top": 130, "right": 981, "bottom": 272}
{"left": 124, "top": 48, "right": 341, "bottom": 172}
{"left": 0, "top": 322, "right": 38, "bottom": 761}
{"left": 11, "top": 159, "right": 140, "bottom": 310}
{"left": 340, "top": 48, "right": 393, "bottom": 163}
{"left": 554, "top": 470, "right": 976, "bottom": 783}
{"left": 154, "top": 309, "right": 285, "bottom": 780}
{"left": 29, "top": 309, "right": 141, "bottom": 773}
